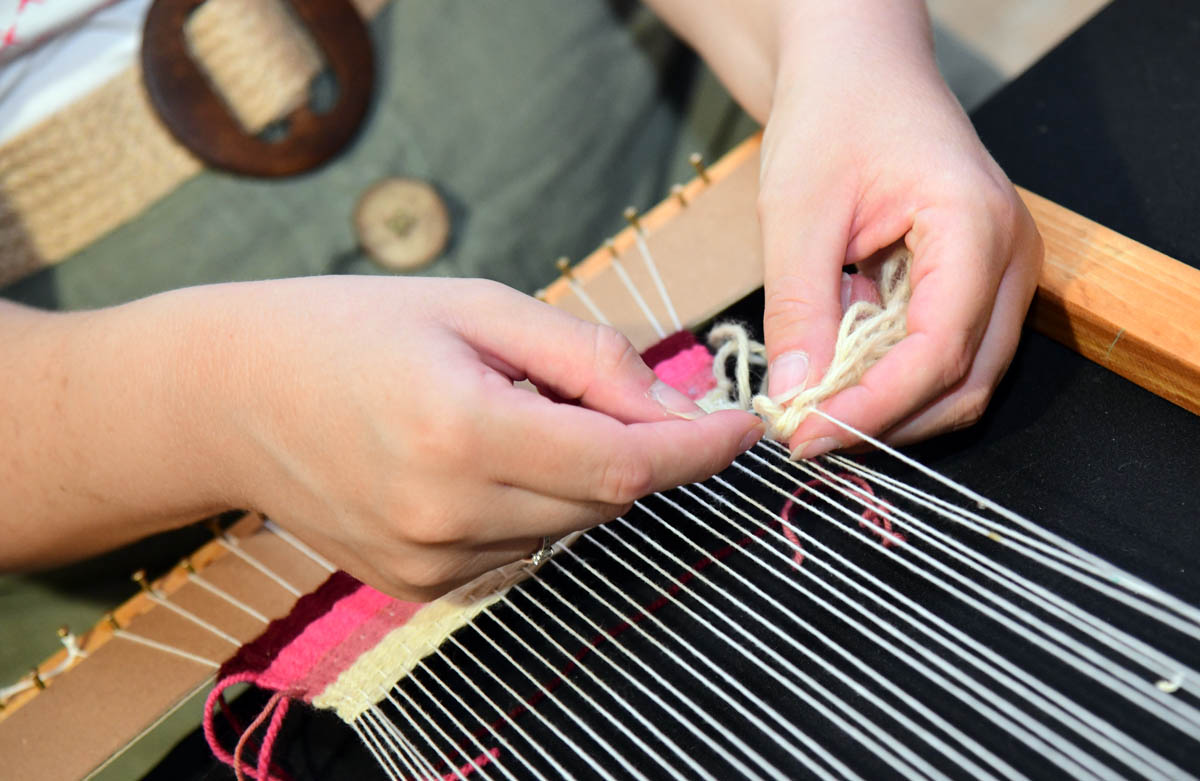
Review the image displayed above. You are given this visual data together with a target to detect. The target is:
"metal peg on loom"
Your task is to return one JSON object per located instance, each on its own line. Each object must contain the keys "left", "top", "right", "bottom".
{"left": 622, "top": 206, "right": 644, "bottom": 232}
{"left": 671, "top": 184, "right": 688, "bottom": 207}
{"left": 688, "top": 151, "right": 710, "bottom": 183}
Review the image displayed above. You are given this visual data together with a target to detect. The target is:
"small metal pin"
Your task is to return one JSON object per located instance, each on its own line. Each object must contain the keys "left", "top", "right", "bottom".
{"left": 182, "top": 556, "right": 197, "bottom": 575}
{"left": 688, "top": 152, "right": 710, "bottom": 183}
{"left": 105, "top": 613, "right": 120, "bottom": 631}
{"left": 604, "top": 239, "right": 620, "bottom": 259}
{"left": 131, "top": 569, "right": 152, "bottom": 594}
{"left": 670, "top": 184, "right": 688, "bottom": 207}
{"left": 56, "top": 625, "right": 69, "bottom": 639}
{"left": 30, "top": 667, "right": 45, "bottom": 690}
{"left": 622, "top": 206, "right": 643, "bottom": 232}
{"left": 555, "top": 256, "right": 574, "bottom": 279}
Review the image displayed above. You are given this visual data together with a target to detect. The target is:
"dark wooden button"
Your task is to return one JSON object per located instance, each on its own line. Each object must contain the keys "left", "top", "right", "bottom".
{"left": 141, "top": 0, "right": 374, "bottom": 177}
{"left": 354, "top": 178, "right": 451, "bottom": 271}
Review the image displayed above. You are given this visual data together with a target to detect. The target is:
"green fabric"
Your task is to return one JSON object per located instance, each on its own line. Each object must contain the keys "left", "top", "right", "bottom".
{"left": 0, "top": 2, "right": 752, "bottom": 762}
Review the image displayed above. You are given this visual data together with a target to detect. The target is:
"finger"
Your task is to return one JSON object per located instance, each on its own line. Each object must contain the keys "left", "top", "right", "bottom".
{"left": 784, "top": 215, "right": 999, "bottom": 457}
{"left": 451, "top": 282, "right": 703, "bottom": 423}
{"left": 880, "top": 236, "right": 1039, "bottom": 446}
{"left": 759, "top": 186, "right": 853, "bottom": 398}
{"left": 484, "top": 384, "right": 763, "bottom": 502}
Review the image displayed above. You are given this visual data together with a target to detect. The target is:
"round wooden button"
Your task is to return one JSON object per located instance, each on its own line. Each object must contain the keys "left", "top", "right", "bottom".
{"left": 354, "top": 178, "right": 451, "bottom": 271}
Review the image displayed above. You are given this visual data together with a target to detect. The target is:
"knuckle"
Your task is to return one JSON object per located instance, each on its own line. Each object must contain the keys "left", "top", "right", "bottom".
{"left": 590, "top": 324, "right": 641, "bottom": 376}
{"left": 949, "top": 385, "right": 992, "bottom": 431}
{"left": 597, "top": 453, "right": 654, "bottom": 505}
{"left": 404, "top": 508, "right": 465, "bottom": 547}
{"left": 938, "top": 331, "right": 975, "bottom": 391}
{"left": 763, "top": 282, "right": 824, "bottom": 332}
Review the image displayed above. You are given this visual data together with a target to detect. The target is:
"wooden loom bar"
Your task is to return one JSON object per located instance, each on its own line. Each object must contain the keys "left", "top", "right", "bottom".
{"left": 544, "top": 134, "right": 1200, "bottom": 415}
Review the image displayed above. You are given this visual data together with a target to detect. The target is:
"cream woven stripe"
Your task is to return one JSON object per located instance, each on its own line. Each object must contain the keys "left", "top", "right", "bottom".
{"left": 0, "top": 0, "right": 387, "bottom": 288}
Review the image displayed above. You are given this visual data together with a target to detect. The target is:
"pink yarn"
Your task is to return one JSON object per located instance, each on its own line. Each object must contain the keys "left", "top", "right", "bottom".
{"left": 653, "top": 343, "right": 717, "bottom": 399}
{"left": 290, "top": 599, "right": 424, "bottom": 702}
{"left": 780, "top": 473, "right": 903, "bottom": 567}
{"left": 256, "top": 694, "right": 292, "bottom": 781}
{"left": 256, "top": 585, "right": 396, "bottom": 693}
{"left": 442, "top": 747, "right": 501, "bottom": 780}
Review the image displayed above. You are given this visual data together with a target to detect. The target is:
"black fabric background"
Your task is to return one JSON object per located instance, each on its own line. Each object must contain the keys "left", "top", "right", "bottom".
{"left": 150, "top": 2, "right": 1200, "bottom": 777}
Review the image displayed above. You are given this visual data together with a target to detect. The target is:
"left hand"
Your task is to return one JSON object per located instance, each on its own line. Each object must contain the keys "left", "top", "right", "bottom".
{"left": 756, "top": 3, "right": 1044, "bottom": 458}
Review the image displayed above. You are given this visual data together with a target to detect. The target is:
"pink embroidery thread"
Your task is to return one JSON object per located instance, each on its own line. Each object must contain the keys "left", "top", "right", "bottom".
{"left": 780, "top": 473, "right": 903, "bottom": 566}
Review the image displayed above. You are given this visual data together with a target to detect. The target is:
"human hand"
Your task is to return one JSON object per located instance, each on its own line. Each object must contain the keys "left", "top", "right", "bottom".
{"left": 757, "top": 2, "right": 1043, "bottom": 458}
{"left": 198, "top": 277, "right": 761, "bottom": 601}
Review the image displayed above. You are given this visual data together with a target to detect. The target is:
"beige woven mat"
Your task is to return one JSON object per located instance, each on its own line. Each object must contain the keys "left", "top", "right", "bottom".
{"left": 0, "top": 0, "right": 386, "bottom": 288}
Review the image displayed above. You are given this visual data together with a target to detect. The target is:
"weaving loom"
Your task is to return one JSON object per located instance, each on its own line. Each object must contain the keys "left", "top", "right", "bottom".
{"left": 2, "top": 124, "right": 1199, "bottom": 779}
{"left": 5, "top": 1, "right": 1200, "bottom": 775}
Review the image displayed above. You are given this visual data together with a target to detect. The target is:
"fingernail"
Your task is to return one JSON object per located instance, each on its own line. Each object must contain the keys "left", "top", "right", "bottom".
{"left": 648, "top": 379, "right": 704, "bottom": 420}
{"left": 739, "top": 423, "right": 765, "bottom": 453}
{"left": 768, "top": 350, "right": 810, "bottom": 398}
{"left": 790, "top": 437, "right": 841, "bottom": 460}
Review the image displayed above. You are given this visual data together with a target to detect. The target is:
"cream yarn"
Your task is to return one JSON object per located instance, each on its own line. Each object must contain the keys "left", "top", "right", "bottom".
{"left": 702, "top": 246, "right": 913, "bottom": 441}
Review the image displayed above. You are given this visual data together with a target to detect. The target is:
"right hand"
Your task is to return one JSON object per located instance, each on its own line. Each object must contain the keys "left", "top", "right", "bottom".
{"left": 192, "top": 277, "right": 761, "bottom": 601}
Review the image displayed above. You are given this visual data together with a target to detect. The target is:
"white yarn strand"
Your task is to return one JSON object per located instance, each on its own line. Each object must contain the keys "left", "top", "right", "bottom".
{"left": 215, "top": 536, "right": 302, "bottom": 597}
{"left": 144, "top": 593, "right": 242, "bottom": 647}
{"left": 727, "top": 457, "right": 1191, "bottom": 777}
{"left": 609, "top": 255, "right": 666, "bottom": 338}
{"left": 264, "top": 519, "right": 337, "bottom": 572}
{"left": 710, "top": 466, "right": 1176, "bottom": 779}
{"left": 554, "top": 547, "right": 859, "bottom": 781}
{"left": 412, "top": 660, "right": 538, "bottom": 781}
{"left": 740, "top": 451, "right": 1200, "bottom": 738}
{"left": 604, "top": 513, "right": 950, "bottom": 781}
{"left": 566, "top": 277, "right": 612, "bottom": 327}
{"left": 111, "top": 629, "right": 221, "bottom": 669}
{"left": 500, "top": 596, "right": 718, "bottom": 781}
{"left": 631, "top": 230, "right": 682, "bottom": 332}
{"left": 797, "top": 453, "right": 1200, "bottom": 687}
{"left": 515, "top": 580, "right": 769, "bottom": 781}
{"left": 186, "top": 573, "right": 269, "bottom": 624}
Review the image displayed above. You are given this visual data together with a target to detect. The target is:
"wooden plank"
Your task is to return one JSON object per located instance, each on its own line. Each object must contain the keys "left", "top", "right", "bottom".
{"left": 1021, "top": 187, "right": 1200, "bottom": 414}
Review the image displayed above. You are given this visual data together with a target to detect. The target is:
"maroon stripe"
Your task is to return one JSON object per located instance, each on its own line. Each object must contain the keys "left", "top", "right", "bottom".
{"left": 218, "top": 570, "right": 362, "bottom": 678}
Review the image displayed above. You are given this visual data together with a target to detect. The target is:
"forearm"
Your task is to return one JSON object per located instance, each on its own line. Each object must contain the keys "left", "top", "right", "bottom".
{"left": 0, "top": 293, "right": 231, "bottom": 569}
{"left": 643, "top": 0, "right": 936, "bottom": 122}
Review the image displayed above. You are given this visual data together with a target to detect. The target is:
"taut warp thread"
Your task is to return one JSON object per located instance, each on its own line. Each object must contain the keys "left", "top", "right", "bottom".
{"left": 202, "top": 304, "right": 1200, "bottom": 779}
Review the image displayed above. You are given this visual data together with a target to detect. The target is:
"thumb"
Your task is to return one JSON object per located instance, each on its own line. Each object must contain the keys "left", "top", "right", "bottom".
{"left": 760, "top": 196, "right": 849, "bottom": 399}
{"left": 454, "top": 282, "right": 707, "bottom": 423}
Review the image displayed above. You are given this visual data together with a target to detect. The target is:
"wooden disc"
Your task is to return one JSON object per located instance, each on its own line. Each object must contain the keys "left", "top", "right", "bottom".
{"left": 354, "top": 178, "right": 450, "bottom": 270}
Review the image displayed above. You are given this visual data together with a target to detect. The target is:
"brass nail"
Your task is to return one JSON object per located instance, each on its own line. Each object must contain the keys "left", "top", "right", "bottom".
{"left": 688, "top": 152, "right": 710, "bottom": 183}
{"left": 671, "top": 184, "right": 688, "bottom": 207}
{"left": 604, "top": 239, "right": 620, "bottom": 259}
{"left": 555, "top": 257, "right": 573, "bottom": 279}
{"left": 131, "top": 569, "right": 151, "bottom": 593}
{"left": 56, "top": 625, "right": 69, "bottom": 639}
{"left": 622, "top": 206, "right": 642, "bottom": 232}
{"left": 182, "top": 556, "right": 197, "bottom": 574}
{"left": 31, "top": 667, "right": 45, "bottom": 690}
{"left": 105, "top": 613, "right": 120, "bottom": 631}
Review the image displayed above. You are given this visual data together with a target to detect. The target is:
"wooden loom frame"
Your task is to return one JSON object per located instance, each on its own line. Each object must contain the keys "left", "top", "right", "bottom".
{"left": 2, "top": 132, "right": 1198, "bottom": 779}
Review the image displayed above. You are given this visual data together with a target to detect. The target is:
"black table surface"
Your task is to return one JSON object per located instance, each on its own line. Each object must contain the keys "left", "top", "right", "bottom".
{"left": 150, "top": 2, "right": 1200, "bottom": 777}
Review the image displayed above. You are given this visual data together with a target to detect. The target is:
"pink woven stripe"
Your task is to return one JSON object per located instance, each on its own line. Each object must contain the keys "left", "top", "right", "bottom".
{"left": 654, "top": 343, "right": 717, "bottom": 399}
{"left": 257, "top": 585, "right": 395, "bottom": 691}
{"left": 295, "top": 598, "right": 425, "bottom": 702}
